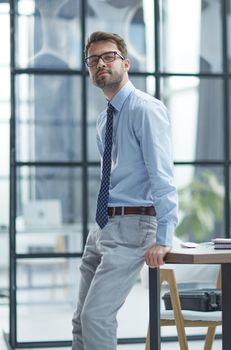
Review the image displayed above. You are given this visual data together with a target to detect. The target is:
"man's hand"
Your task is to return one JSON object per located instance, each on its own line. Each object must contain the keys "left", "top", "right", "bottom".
{"left": 145, "top": 244, "right": 171, "bottom": 268}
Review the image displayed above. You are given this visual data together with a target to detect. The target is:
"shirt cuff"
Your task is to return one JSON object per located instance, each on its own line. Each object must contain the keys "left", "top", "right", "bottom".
{"left": 156, "top": 223, "right": 176, "bottom": 247}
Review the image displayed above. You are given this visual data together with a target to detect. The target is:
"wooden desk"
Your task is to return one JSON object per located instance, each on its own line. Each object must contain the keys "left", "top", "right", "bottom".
{"left": 149, "top": 246, "right": 231, "bottom": 350}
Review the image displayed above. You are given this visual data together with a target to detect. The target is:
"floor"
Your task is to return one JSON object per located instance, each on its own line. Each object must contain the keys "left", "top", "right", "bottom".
{"left": 0, "top": 331, "right": 223, "bottom": 350}
{"left": 0, "top": 298, "right": 223, "bottom": 350}
{"left": 0, "top": 303, "right": 223, "bottom": 350}
{"left": 0, "top": 268, "right": 223, "bottom": 350}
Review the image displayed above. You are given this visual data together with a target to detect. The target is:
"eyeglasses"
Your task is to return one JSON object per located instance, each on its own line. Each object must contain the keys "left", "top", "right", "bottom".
{"left": 85, "top": 51, "right": 125, "bottom": 67}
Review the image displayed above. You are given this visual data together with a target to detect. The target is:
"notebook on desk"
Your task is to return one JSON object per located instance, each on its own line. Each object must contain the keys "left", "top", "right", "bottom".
{"left": 23, "top": 200, "right": 62, "bottom": 230}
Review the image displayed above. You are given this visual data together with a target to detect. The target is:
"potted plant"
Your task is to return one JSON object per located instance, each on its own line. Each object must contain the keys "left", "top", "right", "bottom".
{"left": 176, "top": 169, "right": 224, "bottom": 241}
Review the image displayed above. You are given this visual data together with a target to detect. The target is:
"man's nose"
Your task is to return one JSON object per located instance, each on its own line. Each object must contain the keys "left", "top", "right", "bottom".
{"left": 96, "top": 57, "right": 106, "bottom": 67}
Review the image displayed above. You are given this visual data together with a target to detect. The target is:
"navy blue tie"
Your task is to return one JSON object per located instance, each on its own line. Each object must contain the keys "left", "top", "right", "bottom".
{"left": 95, "top": 103, "right": 114, "bottom": 228}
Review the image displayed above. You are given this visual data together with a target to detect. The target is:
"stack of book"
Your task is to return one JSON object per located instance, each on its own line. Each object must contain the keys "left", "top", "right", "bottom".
{"left": 212, "top": 238, "right": 231, "bottom": 249}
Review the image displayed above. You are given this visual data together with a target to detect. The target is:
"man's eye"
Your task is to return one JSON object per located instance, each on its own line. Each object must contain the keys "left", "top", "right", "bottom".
{"left": 103, "top": 54, "right": 114, "bottom": 60}
{"left": 90, "top": 57, "right": 98, "bottom": 63}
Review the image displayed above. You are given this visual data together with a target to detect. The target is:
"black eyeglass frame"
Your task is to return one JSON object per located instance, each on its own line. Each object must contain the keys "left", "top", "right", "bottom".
{"left": 85, "top": 51, "right": 125, "bottom": 67}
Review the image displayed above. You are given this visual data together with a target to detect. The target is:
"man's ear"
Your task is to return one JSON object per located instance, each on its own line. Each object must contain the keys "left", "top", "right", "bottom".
{"left": 124, "top": 58, "right": 130, "bottom": 72}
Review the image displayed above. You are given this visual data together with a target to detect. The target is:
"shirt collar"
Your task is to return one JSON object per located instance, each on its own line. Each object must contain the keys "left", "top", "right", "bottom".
{"left": 110, "top": 80, "right": 135, "bottom": 112}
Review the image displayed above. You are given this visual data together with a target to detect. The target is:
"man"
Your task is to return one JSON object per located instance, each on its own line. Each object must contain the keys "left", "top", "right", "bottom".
{"left": 72, "top": 31, "right": 178, "bottom": 350}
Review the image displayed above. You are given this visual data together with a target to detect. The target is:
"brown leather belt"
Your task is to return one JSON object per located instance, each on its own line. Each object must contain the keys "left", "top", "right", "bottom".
{"left": 108, "top": 206, "right": 156, "bottom": 217}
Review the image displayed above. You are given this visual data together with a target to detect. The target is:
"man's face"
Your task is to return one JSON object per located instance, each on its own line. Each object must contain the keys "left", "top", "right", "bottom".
{"left": 87, "top": 40, "right": 130, "bottom": 89}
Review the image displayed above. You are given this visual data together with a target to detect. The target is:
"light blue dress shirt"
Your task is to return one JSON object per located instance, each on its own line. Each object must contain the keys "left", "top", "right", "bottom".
{"left": 96, "top": 80, "right": 178, "bottom": 247}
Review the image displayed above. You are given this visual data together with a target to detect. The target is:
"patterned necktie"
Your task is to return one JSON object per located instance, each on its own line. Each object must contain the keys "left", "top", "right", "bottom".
{"left": 95, "top": 103, "right": 114, "bottom": 228}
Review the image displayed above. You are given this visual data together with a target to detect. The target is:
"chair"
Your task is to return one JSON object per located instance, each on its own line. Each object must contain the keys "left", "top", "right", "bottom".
{"left": 145, "top": 267, "right": 221, "bottom": 350}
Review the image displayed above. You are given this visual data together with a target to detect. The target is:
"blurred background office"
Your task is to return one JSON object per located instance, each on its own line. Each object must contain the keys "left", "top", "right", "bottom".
{"left": 0, "top": 0, "right": 230, "bottom": 348}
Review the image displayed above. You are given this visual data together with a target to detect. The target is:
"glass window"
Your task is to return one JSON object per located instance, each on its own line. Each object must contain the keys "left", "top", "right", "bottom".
{"left": 0, "top": 101, "right": 10, "bottom": 122}
{"left": 16, "top": 256, "right": 154, "bottom": 341}
{"left": 15, "top": 75, "right": 82, "bottom": 162}
{"left": 0, "top": 179, "right": 9, "bottom": 228}
{"left": 0, "top": 123, "right": 10, "bottom": 175}
{"left": 130, "top": 75, "right": 155, "bottom": 96}
{"left": 0, "top": 7, "right": 10, "bottom": 289}
{"left": 162, "top": 77, "right": 224, "bottom": 161}
{"left": 15, "top": 0, "right": 81, "bottom": 69}
{"left": 117, "top": 279, "right": 149, "bottom": 339}
{"left": 0, "top": 122, "right": 10, "bottom": 227}
{"left": 87, "top": 78, "right": 105, "bottom": 161}
{"left": 0, "top": 200, "right": 8, "bottom": 326}
{"left": 161, "top": 0, "right": 223, "bottom": 73}
{"left": 0, "top": 68, "right": 10, "bottom": 121}
{"left": 228, "top": 3, "right": 231, "bottom": 72}
{"left": 86, "top": 0, "right": 155, "bottom": 73}
{"left": 175, "top": 165, "right": 225, "bottom": 242}
{"left": 0, "top": 68, "right": 10, "bottom": 102}
{"left": 0, "top": 10, "right": 10, "bottom": 65}
{"left": 16, "top": 166, "right": 83, "bottom": 254}
{"left": 17, "top": 257, "right": 81, "bottom": 342}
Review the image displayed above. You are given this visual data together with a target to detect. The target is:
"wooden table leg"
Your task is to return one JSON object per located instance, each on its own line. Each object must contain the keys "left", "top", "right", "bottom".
{"left": 149, "top": 267, "right": 161, "bottom": 350}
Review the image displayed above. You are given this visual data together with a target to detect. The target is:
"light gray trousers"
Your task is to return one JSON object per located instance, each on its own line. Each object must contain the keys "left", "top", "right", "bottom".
{"left": 72, "top": 214, "right": 157, "bottom": 350}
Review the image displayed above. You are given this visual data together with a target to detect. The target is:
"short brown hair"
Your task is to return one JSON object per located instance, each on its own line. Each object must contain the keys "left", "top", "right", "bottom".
{"left": 85, "top": 31, "right": 128, "bottom": 58}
